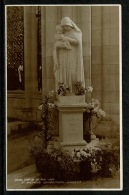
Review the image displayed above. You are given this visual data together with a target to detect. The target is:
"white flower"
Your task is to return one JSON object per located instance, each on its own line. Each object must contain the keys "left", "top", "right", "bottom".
{"left": 87, "top": 103, "right": 94, "bottom": 109}
{"left": 80, "top": 151, "right": 86, "bottom": 157}
{"left": 92, "top": 99, "right": 100, "bottom": 107}
{"left": 38, "top": 104, "right": 43, "bottom": 110}
{"left": 92, "top": 107, "right": 99, "bottom": 114}
{"left": 48, "top": 103, "right": 55, "bottom": 108}
{"left": 97, "top": 109, "right": 106, "bottom": 118}
{"left": 76, "top": 152, "right": 81, "bottom": 159}
{"left": 86, "top": 86, "right": 93, "bottom": 92}
{"left": 86, "top": 153, "right": 91, "bottom": 157}
{"left": 48, "top": 90, "right": 55, "bottom": 97}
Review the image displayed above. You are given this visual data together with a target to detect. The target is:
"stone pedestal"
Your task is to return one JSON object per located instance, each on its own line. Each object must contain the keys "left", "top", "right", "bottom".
{"left": 56, "top": 95, "right": 87, "bottom": 147}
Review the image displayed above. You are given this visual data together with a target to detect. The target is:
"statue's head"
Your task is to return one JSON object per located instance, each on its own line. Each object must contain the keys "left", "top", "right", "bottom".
{"left": 61, "top": 17, "right": 81, "bottom": 33}
{"left": 61, "top": 17, "right": 73, "bottom": 31}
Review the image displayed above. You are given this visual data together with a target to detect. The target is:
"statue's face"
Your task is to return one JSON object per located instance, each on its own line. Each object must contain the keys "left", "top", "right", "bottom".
{"left": 62, "top": 25, "right": 71, "bottom": 31}
{"left": 57, "top": 27, "right": 63, "bottom": 34}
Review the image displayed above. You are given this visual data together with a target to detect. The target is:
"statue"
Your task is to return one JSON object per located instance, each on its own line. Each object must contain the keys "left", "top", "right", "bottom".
{"left": 53, "top": 24, "right": 72, "bottom": 71}
{"left": 53, "top": 17, "right": 85, "bottom": 93}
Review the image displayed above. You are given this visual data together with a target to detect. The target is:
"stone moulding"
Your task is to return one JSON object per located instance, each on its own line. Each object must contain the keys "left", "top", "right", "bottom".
{"left": 57, "top": 94, "right": 86, "bottom": 105}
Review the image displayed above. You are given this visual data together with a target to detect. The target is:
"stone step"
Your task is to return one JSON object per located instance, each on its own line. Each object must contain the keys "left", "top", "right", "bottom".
{"left": 8, "top": 121, "right": 30, "bottom": 135}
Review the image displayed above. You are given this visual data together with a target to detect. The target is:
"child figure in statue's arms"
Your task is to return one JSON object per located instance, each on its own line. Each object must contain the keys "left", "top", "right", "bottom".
{"left": 53, "top": 24, "right": 72, "bottom": 71}
{"left": 54, "top": 24, "right": 72, "bottom": 50}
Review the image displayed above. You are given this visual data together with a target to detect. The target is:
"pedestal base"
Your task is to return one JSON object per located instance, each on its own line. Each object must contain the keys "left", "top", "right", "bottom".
{"left": 60, "top": 140, "right": 86, "bottom": 147}
{"left": 56, "top": 95, "right": 87, "bottom": 147}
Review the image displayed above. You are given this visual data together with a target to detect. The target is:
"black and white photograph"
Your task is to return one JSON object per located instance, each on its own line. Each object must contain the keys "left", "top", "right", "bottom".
{"left": 6, "top": 5, "right": 122, "bottom": 190}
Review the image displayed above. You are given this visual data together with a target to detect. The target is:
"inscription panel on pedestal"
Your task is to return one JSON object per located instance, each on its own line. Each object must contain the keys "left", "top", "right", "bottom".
{"left": 62, "top": 113, "right": 83, "bottom": 142}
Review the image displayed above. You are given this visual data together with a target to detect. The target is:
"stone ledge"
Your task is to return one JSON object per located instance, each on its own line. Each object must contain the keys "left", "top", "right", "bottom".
{"left": 8, "top": 121, "right": 30, "bottom": 135}
{"left": 57, "top": 95, "right": 86, "bottom": 104}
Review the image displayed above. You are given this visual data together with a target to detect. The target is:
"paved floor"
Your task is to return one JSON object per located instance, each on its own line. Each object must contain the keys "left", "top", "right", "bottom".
{"left": 7, "top": 164, "right": 120, "bottom": 190}
{"left": 7, "top": 129, "right": 38, "bottom": 173}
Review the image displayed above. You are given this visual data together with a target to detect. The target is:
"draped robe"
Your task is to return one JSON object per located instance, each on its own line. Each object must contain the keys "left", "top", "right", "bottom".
{"left": 54, "top": 29, "right": 85, "bottom": 93}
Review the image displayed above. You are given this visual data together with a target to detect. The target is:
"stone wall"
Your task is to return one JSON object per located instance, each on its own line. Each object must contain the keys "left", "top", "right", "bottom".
{"left": 7, "top": 6, "right": 92, "bottom": 121}
{"left": 7, "top": 91, "right": 42, "bottom": 121}
{"left": 7, "top": 6, "right": 120, "bottom": 131}
{"left": 91, "top": 6, "right": 120, "bottom": 128}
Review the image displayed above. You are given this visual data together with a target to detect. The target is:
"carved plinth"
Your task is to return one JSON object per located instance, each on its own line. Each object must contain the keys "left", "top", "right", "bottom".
{"left": 56, "top": 95, "right": 87, "bottom": 147}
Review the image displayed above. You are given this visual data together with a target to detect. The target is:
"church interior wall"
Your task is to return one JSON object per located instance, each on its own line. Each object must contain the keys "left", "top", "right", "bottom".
{"left": 91, "top": 6, "right": 120, "bottom": 129}
{"left": 7, "top": 6, "right": 120, "bottom": 134}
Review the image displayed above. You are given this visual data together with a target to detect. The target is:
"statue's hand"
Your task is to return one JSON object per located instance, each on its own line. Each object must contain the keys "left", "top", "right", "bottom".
{"left": 61, "top": 37, "right": 68, "bottom": 42}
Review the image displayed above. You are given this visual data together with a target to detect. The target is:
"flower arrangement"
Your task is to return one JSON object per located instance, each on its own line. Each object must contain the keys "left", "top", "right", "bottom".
{"left": 57, "top": 82, "right": 70, "bottom": 96}
{"left": 71, "top": 143, "right": 120, "bottom": 178}
{"left": 74, "top": 81, "right": 86, "bottom": 95}
{"left": 74, "top": 81, "right": 93, "bottom": 95}
{"left": 85, "top": 98, "right": 106, "bottom": 120}
{"left": 57, "top": 81, "right": 93, "bottom": 96}
{"left": 30, "top": 142, "right": 120, "bottom": 182}
{"left": 84, "top": 99, "right": 106, "bottom": 140}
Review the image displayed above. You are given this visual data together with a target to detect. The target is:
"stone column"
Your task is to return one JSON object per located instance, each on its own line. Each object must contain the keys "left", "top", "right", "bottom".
{"left": 41, "top": 6, "right": 47, "bottom": 95}
{"left": 91, "top": 6, "right": 103, "bottom": 105}
{"left": 79, "top": 6, "right": 92, "bottom": 103}
{"left": 61, "top": 6, "right": 73, "bottom": 18}
{"left": 45, "top": 6, "right": 58, "bottom": 93}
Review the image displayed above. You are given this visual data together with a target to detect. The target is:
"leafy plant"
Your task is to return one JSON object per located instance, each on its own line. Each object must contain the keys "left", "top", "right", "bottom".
{"left": 31, "top": 146, "right": 78, "bottom": 181}
{"left": 31, "top": 139, "right": 120, "bottom": 182}
{"left": 36, "top": 91, "right": 56, "bottom": 149}
{"left": 72, "top": 144, "right": 120, "bottom": 179}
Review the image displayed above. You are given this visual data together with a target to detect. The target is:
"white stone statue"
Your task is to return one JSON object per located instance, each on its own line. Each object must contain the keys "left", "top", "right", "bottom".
{"left": 53, "top": 24, "right": 72, "bottom": 71}
{"left": 53, "top": 17, "right": 85, "bottom": 93}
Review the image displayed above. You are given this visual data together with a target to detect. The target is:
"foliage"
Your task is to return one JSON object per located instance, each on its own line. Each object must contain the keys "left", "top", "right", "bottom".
{"left": 72, "top": 144, "right": 120, "bottom": 178}
{"left": 31, "top": 138, "right": 120, "bottom": 182}
{"left": 30, "top": 146, "right": 78, "bottom": 181}
{"left": 36, "top": 91, "right": 56, "bottom": 149}
{"left": 98, "top": 146, "right": 120, "bottom": 177}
